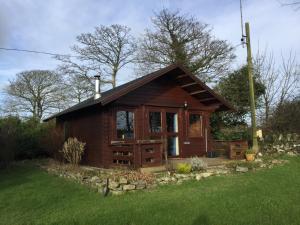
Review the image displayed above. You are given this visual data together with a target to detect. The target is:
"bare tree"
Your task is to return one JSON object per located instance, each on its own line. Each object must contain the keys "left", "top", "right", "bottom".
{"left": 279, "top": 52, "right": 300, "bottom": 105}
{"left": 57, "top": 24, "right": 136, "bottom": 90}
{"left": 136, "top": 9, "right": 235, "bottom": 83}
{"left": 254, "top": 49, "right": 278, "bottom": 123}
{"left": 279, "top": 1, "right": 300, "bottom": 10}
{"left": 56, "top": 56, "right": 100, "bottom": 103}
{"left": 254, "top": 49, "right": 300, "bottom": 126}
{"left": 4, "top": 70, "right": 67, "bottom": 119}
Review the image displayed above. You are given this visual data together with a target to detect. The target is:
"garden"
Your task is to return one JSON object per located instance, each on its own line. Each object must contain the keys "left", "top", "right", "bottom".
{"left": 1, "top": 154, "right": 300, "bottom": 225}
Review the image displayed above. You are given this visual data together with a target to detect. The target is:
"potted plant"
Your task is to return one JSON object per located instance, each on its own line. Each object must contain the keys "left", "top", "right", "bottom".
{"left": 245, "top": 149, "right": 255, "bottom": 161}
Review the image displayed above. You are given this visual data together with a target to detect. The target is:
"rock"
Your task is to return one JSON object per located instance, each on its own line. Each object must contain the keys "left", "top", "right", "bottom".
{"left": 174, "top": 174, "right": 189, "bottom": 179}
{"left": 119, "top": 177, "right": 128, "bottom": 184}
{"left": 255, "top": 158, "right": 263, "bottom": 163}
{"left": 161, "top": 177, "right": 172, "bottom": 182}
{"left": 257, "top": 152, "right": 263, "bottom": 157}
{"left": 95, "top": 182, "right": 104, "bottom": 188}
{"left": 206, "top": 167, "right": 229, "bottom": 175}
{"left": 195, "top": 172, "right": 213, "bottom": 180}
{"left": 236, "top": 166, "right": 248, "bottom": 172}
{"left": 123, "top": 184, "right": 136, "bottom": 191}
{"left": 287, "top": 151, "right": 297, "bottom": 157}
{"left": 158, "top": 181, "right": 168, "bottom": 185}
{"left": 271, "top": 159, "right": 281, "bottom": 164}
{"left": 214, "top": 169, "right": 229, "bottom": 175}
{"left": 111, "top": 190, "right": 124, "bottom": 196}
{"left": 260, "top": 163, "right": 267, "bottom": 168}
{"left": 147, "top": 183, "right": 158, "bottom": 189}
{"left": 171, "top": 177, "right": 177, "bottom": 182}
{"left": 108, "top": 181, "right": 120, "bottom": 189}
{"left": 90, "top": 176, "right": 100, "bottom": 183}
{"left": 136, "top": 183, "right": 146, "bottom": 190}
{"left": 195, "top": 174, "right": 202, "bottom": 181}
{"left": 134, "top": 180, "right": 146, "bottom": 189}
{"left": 201, "top": 172, "right": 213, "bottom": 178}
{"left": 82, "top": 176, "right": 89, "bottom": 181}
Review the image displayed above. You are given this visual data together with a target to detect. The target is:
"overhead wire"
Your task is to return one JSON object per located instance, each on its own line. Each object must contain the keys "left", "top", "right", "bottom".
{"left": 0, "top": 47, "right": 77, "bottom": 58}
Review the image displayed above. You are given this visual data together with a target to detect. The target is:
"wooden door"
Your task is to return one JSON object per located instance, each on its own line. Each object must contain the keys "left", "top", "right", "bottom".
{"left": 146, "top": 107, "right": 181, "bottom": 158}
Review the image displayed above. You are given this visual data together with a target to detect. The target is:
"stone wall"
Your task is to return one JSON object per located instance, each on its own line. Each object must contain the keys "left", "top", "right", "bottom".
{"left": 42, "top": 151, "right": 297, "bottom": 196}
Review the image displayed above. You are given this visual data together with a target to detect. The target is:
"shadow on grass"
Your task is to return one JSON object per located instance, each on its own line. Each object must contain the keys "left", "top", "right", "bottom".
{"left": 0, "top": 164, "right": 34, "bottom": 191}
{"left": 192, "top": 214, "right": 210, "bottom": 225}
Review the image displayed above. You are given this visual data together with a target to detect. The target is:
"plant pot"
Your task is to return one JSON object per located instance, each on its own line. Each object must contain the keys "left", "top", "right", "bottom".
{"left": 245, "top": 153, "right": 255, "bottom": 161}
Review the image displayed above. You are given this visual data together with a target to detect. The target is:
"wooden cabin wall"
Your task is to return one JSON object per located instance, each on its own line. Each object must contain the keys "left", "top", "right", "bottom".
{"left": 115, "top": 75, "right": 207, "bottom": 109}
{"left": 58, "top": 105, "right": 103, "bottom": 167}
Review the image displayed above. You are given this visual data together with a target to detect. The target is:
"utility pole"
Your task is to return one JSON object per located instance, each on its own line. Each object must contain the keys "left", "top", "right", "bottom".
{"left": 245, "top": 22, "right": 259, "bottom": 152}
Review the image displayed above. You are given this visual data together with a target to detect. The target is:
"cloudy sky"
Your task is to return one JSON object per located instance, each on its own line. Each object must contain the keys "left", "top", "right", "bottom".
{"left": 0, "top": 0, "right": 299, "bottom": 93}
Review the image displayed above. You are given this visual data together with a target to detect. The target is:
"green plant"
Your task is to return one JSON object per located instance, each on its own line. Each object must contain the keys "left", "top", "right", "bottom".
{"left": 60, "top": 137, "right": 86, "bottom": 165}
{"left": 176, "top": 163, "right": 192, "bottom": 174}
{"left": 245, "top": 149, "right": 255, "bottom": 154}
{"left": 190, "top": 157, "right": 207, "bottom": 171}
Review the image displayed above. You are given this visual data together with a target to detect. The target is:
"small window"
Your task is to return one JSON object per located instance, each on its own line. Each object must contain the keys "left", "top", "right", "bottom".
{"left": 116, "top": 111, "right": 134, "bottom": 139}
{"left": 149, "top": 112, "right": 162, "bottom": 133}
{"left": 166, "top": 112, "right": 178, "bottom": 132}
{"left": 189, "top": 114, "right": 202, "bottom": 137}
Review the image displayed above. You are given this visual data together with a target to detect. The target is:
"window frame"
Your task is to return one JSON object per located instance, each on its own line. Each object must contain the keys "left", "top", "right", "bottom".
{"left": 187, "top": 111, "right": 203, "bottom": 138}
{"left": 148, "top": 111, "right": 163, "bottom": 134}
{"left": 113, "top": 107, "right": 136, "bottom": 141}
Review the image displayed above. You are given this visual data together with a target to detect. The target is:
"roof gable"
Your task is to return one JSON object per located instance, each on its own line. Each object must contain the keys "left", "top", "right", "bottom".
{"left": 44, "top": 64, "right": 233, "bottom": 121}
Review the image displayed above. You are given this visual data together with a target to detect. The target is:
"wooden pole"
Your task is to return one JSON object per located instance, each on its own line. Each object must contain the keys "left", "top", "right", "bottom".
{"left": 245, "top": 22, "right": 259, "bottom": 152}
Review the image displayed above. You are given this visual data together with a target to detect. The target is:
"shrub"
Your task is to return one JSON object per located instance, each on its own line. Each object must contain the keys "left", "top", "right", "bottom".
{"left": 190, "top": 157, "right": 207, "bottom": 171}
{"left": 245, "top": 149, "right": 255, "bottom": 154}
{"left": 0, "top": 117, "right": 20, "bottom": 168}
{"left": 61, "top": 137, "right": 86, "bottom": 165}
{"left": 176, "top": 163, "right": 192, "bottom": 174}
{"left": 0, "top": 116, "right": 60, "bottom": 168}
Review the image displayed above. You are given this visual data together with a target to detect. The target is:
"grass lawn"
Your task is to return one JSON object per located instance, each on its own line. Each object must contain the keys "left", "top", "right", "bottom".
{"left": 1, "top": 158, "right": 300, "bottom": 225}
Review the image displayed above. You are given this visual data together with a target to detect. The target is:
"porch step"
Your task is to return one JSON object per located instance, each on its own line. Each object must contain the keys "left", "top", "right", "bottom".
{"left": 140, "top": 166, "right": 166, "bottom": 174}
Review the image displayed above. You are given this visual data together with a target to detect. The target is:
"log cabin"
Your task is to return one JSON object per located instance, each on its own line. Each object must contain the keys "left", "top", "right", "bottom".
{"left": 44, "top": 64, "right": 233, "bottom": 169}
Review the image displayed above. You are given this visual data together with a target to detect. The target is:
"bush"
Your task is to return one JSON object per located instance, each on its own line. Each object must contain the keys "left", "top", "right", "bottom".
{"left": 0, "top": 116, "right": 60, "bottom": 167}
{"left": 0, "top": 117, "right": 20, "bottom": 168}
{"left": 176, "top": 163, "right": 192, "bottom": 174}
{"left": 190, "top": 157, "right": 207, "bottom": 171}
{"left": 61, "top": 137, "right": 86, "bottom": 165}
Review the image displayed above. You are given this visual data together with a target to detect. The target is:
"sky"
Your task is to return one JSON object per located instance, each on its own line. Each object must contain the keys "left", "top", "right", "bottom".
{"left": 0, "top": 0, "right": 299, "bottom": 95}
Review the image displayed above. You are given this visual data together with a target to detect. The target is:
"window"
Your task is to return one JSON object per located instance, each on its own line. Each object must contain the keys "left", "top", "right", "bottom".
{"left": 189, "top": 114, "right": 202, "bottom": 137}
{"left": 166, "top": 112, "right": 178, "bottom": 132}
{"left": 149, "top": 112, "right": 162, "bottom": 133}
{"left": 167, "top": 136, "right": 179, "bottom": 156}
{"left": 116, "top": 111, "right": 134, "bottom": 139}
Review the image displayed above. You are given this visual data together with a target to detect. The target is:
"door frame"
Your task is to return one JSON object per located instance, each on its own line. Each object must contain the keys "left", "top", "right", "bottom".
{"left": 145, "top": 106, "right": 183, "bottom": 158}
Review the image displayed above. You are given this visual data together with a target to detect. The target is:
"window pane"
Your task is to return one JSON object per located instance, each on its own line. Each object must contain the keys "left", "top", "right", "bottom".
{"left": 149, "top": 112, "right": 161, "bottom": 133}
{"left": 166, "top": 112, "right": 178, "bottom": 132}
{"left": 167, "top": 136, "right": 179, "bottom": 156}
{"left": 189, "top": 114, "right": 202, "bottom": 137}
{"left": 116, "top": 111, "right": 134, "bottom": 139}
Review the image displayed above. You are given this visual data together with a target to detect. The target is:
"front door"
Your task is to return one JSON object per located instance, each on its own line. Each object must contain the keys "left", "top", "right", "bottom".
{"left": 165, "top": 111, "right": 179, "bottom": 157}
{"left": 147, "top": 107, "right": 180, "bottom": 157}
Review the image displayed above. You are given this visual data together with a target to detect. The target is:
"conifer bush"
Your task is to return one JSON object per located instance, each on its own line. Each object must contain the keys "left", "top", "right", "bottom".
{"left": 176, "top": 163, "right": 192, "bottom": 174}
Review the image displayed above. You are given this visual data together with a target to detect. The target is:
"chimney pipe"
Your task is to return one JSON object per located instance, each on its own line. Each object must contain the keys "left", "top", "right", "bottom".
{"left": 94, "top": 75, "right": 101, "bottom": 100}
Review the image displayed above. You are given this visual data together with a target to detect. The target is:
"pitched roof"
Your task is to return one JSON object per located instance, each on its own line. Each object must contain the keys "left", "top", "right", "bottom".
{"left": 44, "top": 64, "right": 234, "bottom": 121}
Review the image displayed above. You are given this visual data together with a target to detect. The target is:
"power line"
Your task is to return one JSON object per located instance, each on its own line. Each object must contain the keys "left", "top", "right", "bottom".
{"left": 0, "top": 47, "right": 77, "bottom": 58}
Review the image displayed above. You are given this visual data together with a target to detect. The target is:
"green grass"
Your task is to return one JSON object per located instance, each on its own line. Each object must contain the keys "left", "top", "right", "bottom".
{"left": 1, "top": 158, "right": 300, "bottom": 225}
